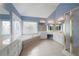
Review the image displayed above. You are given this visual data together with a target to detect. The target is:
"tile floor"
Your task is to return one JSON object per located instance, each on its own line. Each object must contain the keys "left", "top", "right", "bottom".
{"left": 20, "top": 39, "right": 65, "bottom": 56}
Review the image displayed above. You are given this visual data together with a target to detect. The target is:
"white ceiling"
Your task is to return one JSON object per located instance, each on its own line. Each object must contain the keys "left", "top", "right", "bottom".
{"left": 13, "top": 3, "right": 59, "bottom": 18}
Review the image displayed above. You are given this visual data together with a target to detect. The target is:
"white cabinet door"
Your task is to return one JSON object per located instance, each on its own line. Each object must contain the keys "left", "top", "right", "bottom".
{"left": 8, "top": 41, "right": 19, "bottom": 56}
{"left": 40, "top": 32, "right": 47, "bottom": 39}
{"left": 0, "top": 40, "right": 22, "bottom": 56}
{"left": 0, "top": 47, "right": 8, "bottom": 56}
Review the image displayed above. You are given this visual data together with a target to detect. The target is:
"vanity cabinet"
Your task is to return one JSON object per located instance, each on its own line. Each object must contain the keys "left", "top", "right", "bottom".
{"left": 53, "top": 32, "right": 64, "bottom": 45}
{"left": 8, "top": 40, "right": 19, "bottom": 56}
{"left": 0, "top": 46, "right": 8, "bottom": 56}
{"left": 0, "top": 40, "right": 22, "bottom": 56}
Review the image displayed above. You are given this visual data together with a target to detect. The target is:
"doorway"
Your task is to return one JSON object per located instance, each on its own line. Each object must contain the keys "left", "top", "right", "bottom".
{"left": 65, "top": 12, "right": 71, "bottom": 53}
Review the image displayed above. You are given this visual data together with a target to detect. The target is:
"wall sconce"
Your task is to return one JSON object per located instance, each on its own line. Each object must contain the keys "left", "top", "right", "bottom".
{"left": 56, "top": 16, "right": 65, "bottom": 25}
{"left": 48, "top": 20, "right": 55, "bottom": 24}
{"left": 57, "top": 16, "right": 65, "bottom": 22}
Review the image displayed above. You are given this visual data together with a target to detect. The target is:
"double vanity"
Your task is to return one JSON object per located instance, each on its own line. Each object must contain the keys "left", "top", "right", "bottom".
{"left": 40, "top": 31, "right": 64, "bottom": 45}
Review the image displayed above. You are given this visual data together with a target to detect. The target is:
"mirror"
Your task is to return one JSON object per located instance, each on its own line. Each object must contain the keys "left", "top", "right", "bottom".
{"left": 47, "top": 24, "right": 54, "bottom": 31}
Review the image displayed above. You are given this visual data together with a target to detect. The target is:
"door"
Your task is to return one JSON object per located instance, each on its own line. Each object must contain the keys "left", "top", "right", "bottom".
{"left": 65, "top": 12, "right": 71, "bottom": 52}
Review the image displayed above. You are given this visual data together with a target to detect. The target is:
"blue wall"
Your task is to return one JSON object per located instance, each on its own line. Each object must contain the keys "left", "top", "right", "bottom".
{"left": 47, "top": 10, "right": 56, "bottom": 19}
{"left": 0, "top": 3, "right": 22, "bottom": 21}
{"left": 0, "top": 14, "right": 10, "bottom": 20}
{"left": 73, "top": 10, "right": 79, "bottom": 47}
{"left": 48, "top": 3, "right": 79, "bottom": 19}
{"left": 21, "top": 16, "right": 43, "bottom": 22}
{"left": 4, "top": 3, "right": 21, "bottom": 19}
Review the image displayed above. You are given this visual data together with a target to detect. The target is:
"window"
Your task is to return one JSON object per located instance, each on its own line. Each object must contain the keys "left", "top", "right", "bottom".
{"left": 13, "top": 21, "right": 21, "bottom": 34}
{"left": 23, "top": 22, "right": 38, "bottom": 34}
{"left": 2, "top": 21, "right": 10, "bottom": 35}
{"left": 1, "top": 21, "right": 11, "bottom": 45}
